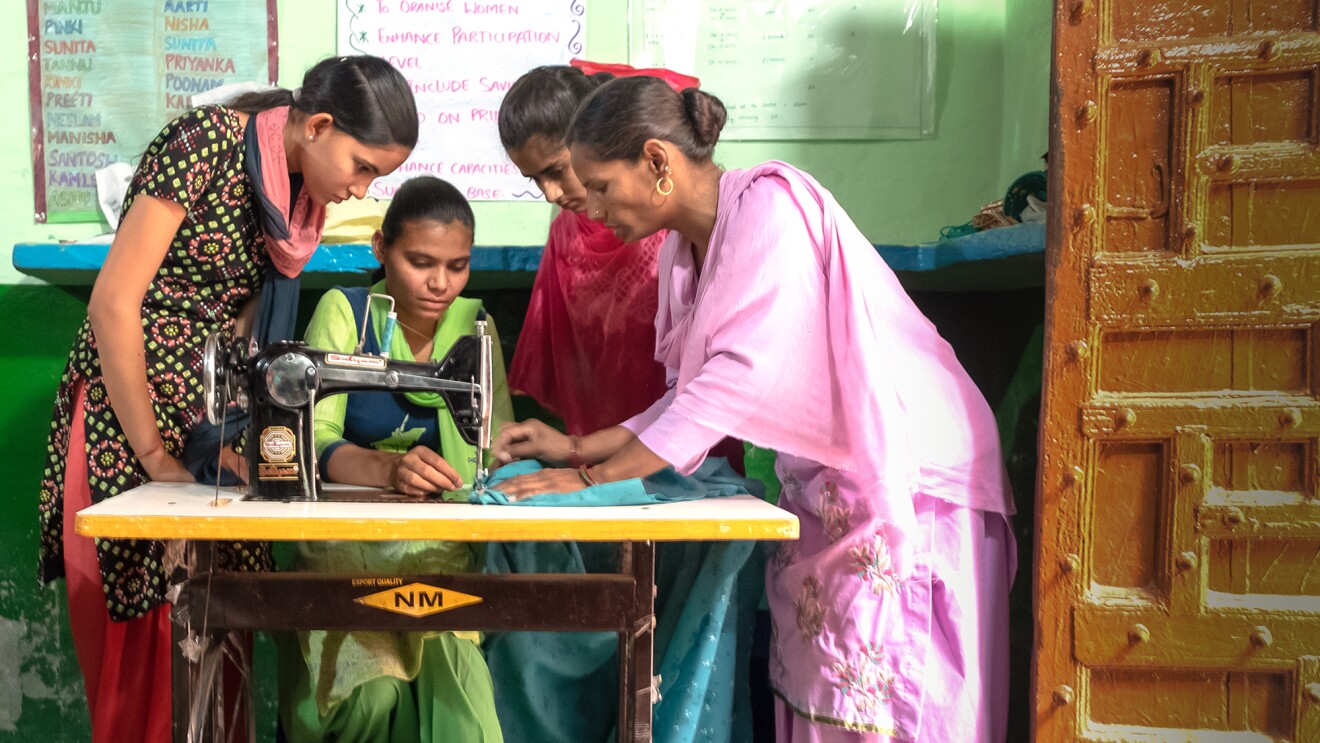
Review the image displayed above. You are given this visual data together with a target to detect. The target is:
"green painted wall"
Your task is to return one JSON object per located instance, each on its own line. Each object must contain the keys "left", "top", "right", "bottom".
{"left": 1000, "top": 0, "right": 1053, "bottom": 181}
{"left": 0, "top": 285, "right": 90, "bottom": 739}
{"left": 0, "top": 0, "right": 1051, "bottom": 739}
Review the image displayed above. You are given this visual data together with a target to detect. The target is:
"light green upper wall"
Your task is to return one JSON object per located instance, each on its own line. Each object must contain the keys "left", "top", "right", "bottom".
{"left": 0, "top": 0, "right": 1050, "bottom": 284}
{"left": 1000, "top": 0, "right": 1052, "bottom": 180}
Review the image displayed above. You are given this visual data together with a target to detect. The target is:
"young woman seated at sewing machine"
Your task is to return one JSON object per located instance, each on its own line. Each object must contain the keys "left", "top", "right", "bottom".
{"left": 275, "top": 175, "right": 513, "bottom": 743}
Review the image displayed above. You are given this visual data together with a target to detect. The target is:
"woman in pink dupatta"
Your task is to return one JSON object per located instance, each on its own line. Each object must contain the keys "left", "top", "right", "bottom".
{"left": 494, "top": 77, "right": 1015, "bottom": 742}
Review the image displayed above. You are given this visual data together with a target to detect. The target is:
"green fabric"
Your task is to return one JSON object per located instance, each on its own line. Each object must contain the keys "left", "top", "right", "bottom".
{"left": 994, "top": 321, "right": 1044, "bottom": 458}
{"left": 281, "top": 283, "right": 514, "bottom": 739}
{"left": 741, "top": 442, "right": 779, "bottom": 612}
{"left": 741, "top": 442, "right": 781, "bottom": 505}
{"left": 278, "top": 632, "right": 503, "bottom": 743}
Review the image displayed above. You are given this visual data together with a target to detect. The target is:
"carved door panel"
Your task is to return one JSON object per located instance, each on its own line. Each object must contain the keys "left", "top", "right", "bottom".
{"left": 1036, "top": 1, "right": 1320, "bottom": 740}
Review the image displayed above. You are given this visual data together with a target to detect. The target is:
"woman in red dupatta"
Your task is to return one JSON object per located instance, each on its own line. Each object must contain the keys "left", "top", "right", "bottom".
{"left": 497, "top": 62, "right": 697, "bottom": 436}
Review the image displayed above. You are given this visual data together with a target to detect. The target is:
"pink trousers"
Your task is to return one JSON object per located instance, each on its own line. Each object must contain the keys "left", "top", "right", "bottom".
{"left": 62, "top": 383, "right": 173, "bottom": 743}
{"left": 776, "top": 496, "right": 1014, "bottom": 742}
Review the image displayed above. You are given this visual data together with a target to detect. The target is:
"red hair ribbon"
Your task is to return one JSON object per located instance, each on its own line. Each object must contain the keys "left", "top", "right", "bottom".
{"left": 570, "top": 59, "right": 700, "bottom": 92}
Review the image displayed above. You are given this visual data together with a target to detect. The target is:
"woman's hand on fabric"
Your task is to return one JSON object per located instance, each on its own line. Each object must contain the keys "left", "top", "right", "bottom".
{"left": 493, "top": 419, "right": 571, "bottom": 465}
{"left": 497, "top": 467, "right": 587, "bottom": 501}
{"left": 142, "top": 449, "right": 195, "bottom": 483}
{"left": 390, "top": 447, "right": 463, "bottom": 496}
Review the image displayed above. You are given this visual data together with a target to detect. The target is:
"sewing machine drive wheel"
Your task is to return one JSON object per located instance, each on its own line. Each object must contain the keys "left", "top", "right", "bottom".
{"left": 203, "top": 332, "right": 251, "bottom": 425}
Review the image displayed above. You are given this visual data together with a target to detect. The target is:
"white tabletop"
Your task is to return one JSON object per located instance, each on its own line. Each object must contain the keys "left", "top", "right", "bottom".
{"left": 75, "top": 481, "right": 800, "bottom": 543}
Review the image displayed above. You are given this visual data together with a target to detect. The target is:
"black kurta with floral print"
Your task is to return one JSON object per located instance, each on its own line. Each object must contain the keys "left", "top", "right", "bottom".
{"left": 37, "top": 106, "right": 272, "bottom": 621}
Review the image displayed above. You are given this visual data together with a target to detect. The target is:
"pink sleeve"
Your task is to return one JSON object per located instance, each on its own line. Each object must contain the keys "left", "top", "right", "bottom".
{"left": 621, "top": 362, "right": 724, "bottom": 474}
{"left": 635, "top": 405, "right": 727, "bottom": 475}
{"left": 634, "top": 175, "right": 824, "bottom": 475}
{"left": 618, "top": 338, "right": 727, "bottom": 474}
{"left": 620, "top": 386, "right": 675, "bottom": 434}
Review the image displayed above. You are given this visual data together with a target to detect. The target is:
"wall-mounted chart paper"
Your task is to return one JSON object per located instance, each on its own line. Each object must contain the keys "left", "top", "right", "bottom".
{"left": 630, "top": 0, "right": 936, "bottom": 140}
{"left": 339, "top": 1, "right": 586, "bottom": 202}
{"left": 27, "top": 0, "right": 277, "bottom": 223}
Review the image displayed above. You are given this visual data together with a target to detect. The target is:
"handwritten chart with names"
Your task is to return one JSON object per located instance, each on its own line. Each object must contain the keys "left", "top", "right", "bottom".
{"left": 339, "top": 1, "right": 585, "bottom": 202}
{"left": 630, "top": 0, "right": 936, "bottom": 140}
{"left": 27, "top": 0, "right": 277, "bottom": 223}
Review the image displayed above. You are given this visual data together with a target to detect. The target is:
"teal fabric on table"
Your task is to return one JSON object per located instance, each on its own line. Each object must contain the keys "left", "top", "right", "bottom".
{"left": 477, "top": 458, "right": 765, "bottom": 743}
{"left": 468, "top": 457, "right": 757, "bottom": 506}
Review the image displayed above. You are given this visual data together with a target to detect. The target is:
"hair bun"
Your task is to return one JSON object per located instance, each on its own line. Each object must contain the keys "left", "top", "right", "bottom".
{"left": 567, "top": 77, "right": 726, "bottom": 164}
{"left": 681, "top": 88, "right": 727, "bottom": 155}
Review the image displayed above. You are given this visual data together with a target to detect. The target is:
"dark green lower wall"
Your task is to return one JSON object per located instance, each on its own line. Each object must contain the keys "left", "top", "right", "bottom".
{"left": 0, "top": 283, "right": 96, "bottom": 740}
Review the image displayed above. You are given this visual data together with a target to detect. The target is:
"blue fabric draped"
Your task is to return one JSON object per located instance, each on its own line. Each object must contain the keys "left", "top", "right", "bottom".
{"left": 476, "top": 458, "right": 765, "bottom": 742}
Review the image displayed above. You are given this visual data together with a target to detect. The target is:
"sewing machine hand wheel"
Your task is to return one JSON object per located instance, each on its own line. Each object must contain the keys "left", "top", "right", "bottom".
{"left": 202, "top": 332, "right": 255, "bottom": 425}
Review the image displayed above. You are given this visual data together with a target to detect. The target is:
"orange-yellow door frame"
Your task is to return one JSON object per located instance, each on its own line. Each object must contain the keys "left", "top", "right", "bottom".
{"left": 1035, "top": 1, "right": 1320, "bottom": 740}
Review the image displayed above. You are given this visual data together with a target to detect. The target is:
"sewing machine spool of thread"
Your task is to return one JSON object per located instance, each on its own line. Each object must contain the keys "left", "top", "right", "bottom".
{"left": 379, "top": 312, "right": 398, "bottom": 360}
{"left": 473, "top": 311, "right": 493, "bottom": 493}
{"left": 356, "top": 293, "right": 397, "bottom": 358}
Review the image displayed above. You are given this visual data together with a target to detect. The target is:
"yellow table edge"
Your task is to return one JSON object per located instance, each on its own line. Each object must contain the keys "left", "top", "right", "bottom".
{"left": 75, "top": 513, "right": 800, "bottom": 542}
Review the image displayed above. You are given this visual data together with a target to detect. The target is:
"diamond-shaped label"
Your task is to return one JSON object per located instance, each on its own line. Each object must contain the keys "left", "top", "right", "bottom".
{"left": 354, "top": 582, "right": 482, "bottom": 618}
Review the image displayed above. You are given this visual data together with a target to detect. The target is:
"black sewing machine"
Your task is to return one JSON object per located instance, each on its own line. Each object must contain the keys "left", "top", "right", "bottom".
{"left": 201, "top": 308, "right": 494, "bottom": 501}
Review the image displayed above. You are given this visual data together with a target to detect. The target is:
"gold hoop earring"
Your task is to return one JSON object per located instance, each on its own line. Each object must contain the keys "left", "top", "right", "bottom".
{"left": 656, "top": 167, "right": 674, "bottom": 196}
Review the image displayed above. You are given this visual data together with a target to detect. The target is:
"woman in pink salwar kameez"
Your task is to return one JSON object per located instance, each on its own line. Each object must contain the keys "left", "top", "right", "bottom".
{"left": 494, "top": 76, "right": 1016, "bottom": 742}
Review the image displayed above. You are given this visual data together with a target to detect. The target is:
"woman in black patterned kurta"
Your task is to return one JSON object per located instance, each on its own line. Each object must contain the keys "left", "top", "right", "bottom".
{"left": 37, "top": 55, "right": 417, "bottom": 743}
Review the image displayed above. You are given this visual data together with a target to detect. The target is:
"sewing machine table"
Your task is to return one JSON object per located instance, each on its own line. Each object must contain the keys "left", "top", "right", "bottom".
{"left": 75, "top": 481, "right": 799, "bottom": 743}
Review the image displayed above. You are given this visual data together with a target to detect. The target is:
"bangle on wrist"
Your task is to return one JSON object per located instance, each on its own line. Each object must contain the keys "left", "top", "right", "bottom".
{"left": 567, "top": 435, "right": 584, "bottom": 469}
{"left": 578, "top": 465, "right": 597, "bottom": 487}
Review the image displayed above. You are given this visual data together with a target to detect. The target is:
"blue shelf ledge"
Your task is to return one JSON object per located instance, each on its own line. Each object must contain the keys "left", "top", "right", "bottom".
{"left": 13, "top": 241, "right": 546, "bottom": 290}
{"left": 875, "top": 222, "right": 1044, "bottom": 272}
{"left": 14, "top": 222, "right": 1044, "bottom": 292}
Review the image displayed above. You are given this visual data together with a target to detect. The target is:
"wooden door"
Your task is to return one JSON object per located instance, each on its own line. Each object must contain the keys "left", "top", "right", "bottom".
{"left": 1036, "top": 1, "right": 1320, "bottom": 740}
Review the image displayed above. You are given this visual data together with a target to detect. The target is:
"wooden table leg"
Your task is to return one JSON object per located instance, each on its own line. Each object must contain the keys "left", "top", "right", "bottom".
{"left": 618, "top": 540, "right": 656, "bottom": 742}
